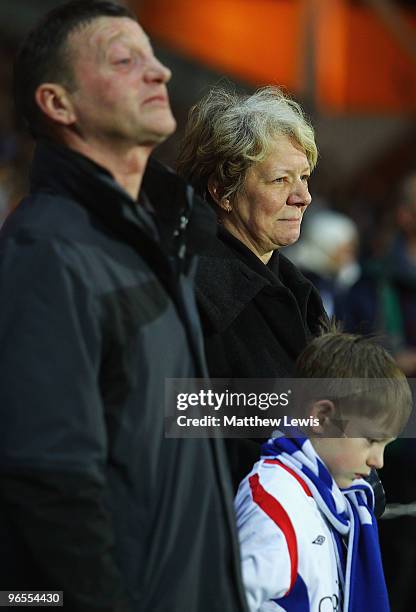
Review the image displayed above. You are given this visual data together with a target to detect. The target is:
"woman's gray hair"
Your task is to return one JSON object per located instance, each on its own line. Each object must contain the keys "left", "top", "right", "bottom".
{"left": 177, "top": 86, "right": 318, "bottom": 205}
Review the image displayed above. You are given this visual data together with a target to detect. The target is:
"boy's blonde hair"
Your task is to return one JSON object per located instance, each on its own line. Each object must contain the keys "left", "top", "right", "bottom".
{"left": 296, "top": 324, "right": 412, "bottom": 436}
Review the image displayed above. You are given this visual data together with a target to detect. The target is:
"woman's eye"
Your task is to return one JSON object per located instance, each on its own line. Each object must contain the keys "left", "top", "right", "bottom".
{"left": 301, "top": 175, "right": 310, "bottom": 182}
{"left": 274, "top": 177, "right": 285, "bottom": 183}
{"left": 115, "top": 58, "right": 132, "bottom": 65}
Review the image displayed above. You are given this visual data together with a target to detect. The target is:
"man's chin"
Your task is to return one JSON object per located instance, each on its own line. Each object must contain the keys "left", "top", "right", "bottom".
{"left": 139, "top": 118, "right": 177, "bottom": 147}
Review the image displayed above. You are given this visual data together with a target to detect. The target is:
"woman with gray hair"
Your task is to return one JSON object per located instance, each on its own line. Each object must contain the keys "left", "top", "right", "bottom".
{"left": 177, "top": 86, "right": 327, "bottom": 485}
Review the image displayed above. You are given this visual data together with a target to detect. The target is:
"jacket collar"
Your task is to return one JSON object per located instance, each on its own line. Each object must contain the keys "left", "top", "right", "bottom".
{"left": 196, "top": 228, "right": 320, "bottom": 331}
{"left": 30, "top": 140, "right": 217, "bottom": 260}
{"left": 142, "top": 156, "right": 217, "bottom": 258}
{"left": 31, "top": 139, "right": 135, "bottom": 211}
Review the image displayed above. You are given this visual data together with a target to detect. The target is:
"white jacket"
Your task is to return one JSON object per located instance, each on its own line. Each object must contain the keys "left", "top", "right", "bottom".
{"left": 235, "top": 458, "right": 342, "bottom": 611}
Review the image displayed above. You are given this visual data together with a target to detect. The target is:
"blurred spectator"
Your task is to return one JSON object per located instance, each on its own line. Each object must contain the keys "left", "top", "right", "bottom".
{"left": 0, "top": 165, "right": 15, "bottom": 225}
{"left": 344, "top": 171, "right": 416, "bottom": 612}
{"left": 0, "top": 159, "right": 30, "bottom": 226}
{"left": 0, "top": 39, "right": 32, "bottom": 225}
{"left": 286, "top": 207, "right": 360, "bottom": 318}
{"left": 344, "top": 171, "right": 416, "bottom": 376}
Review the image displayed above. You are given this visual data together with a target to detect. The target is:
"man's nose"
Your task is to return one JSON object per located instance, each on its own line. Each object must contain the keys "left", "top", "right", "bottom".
{"left": 144, "top": 57, "right": 172, "bottom": 84}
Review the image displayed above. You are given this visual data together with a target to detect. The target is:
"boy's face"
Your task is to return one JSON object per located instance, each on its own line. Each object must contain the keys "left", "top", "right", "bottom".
{"left": 311, "top": 416, "right": 395, "bottom": 489}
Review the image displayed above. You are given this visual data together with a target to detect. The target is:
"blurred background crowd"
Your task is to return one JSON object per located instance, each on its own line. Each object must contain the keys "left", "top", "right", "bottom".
{"left": 1, "top": 0, "right": 415, "bottom": 609}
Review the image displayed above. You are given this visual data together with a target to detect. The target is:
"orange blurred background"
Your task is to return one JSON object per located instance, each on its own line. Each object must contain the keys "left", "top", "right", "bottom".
{"left": 135, "top": 0, "right": 416, "bottom": 114}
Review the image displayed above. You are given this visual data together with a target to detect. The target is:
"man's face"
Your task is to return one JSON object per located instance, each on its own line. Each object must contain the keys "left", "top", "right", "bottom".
{"left": 66, "top": 16, "right": 176, "bottom": 147}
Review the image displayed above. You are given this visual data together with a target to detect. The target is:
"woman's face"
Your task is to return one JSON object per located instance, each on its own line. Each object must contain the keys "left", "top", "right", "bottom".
{"left": 224, "top": 134, "right": 312, "bottom": 262}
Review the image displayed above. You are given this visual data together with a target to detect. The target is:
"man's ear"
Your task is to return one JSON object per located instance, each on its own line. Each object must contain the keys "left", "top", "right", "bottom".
{"left": 207, "top": 177, "right": 232, "bottom": 212}
{"left": 308, "top": 399, "right": 336, "bottom": 435}
{"left": 35, "top": 83, "right": 76, "bottom": 127}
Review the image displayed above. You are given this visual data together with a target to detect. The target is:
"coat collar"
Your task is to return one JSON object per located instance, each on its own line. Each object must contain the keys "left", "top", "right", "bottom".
{"left": 196, "top": 228, "right": 322, "bottom": 332}
{"left": 30, "top": 140, "right": 217, "bottom": 260}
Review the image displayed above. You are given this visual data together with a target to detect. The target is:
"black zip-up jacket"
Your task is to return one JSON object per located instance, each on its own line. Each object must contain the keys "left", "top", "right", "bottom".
{"left": 0, "top": 142, "right": 248, "bottom": 612}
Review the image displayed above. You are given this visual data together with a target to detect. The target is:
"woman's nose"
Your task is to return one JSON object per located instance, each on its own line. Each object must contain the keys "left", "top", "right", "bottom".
{"left": 287, "top": 182, "right": 312, "bottom": 207}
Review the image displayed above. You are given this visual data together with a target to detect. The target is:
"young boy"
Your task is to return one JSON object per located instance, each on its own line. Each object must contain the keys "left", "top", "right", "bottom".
{"left": 235, "top": 330, "right": 412, "bottom": 612}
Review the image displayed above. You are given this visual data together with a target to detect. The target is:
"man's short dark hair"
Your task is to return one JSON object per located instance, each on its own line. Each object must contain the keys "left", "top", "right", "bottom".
{"left": 14, "top": 0, "right": 137, "bottom": 139}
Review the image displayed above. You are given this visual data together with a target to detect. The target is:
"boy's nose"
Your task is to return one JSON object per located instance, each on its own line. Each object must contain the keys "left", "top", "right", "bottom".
{"left": 367, "top": 448, "right": 384, "bottom": 470}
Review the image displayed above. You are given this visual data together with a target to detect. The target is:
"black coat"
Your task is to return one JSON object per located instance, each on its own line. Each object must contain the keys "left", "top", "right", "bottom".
{"left": 0, "top": 143, "right": 248, "bottom": 612}
{"left": 196, "top": 228, "right": 327, "bottom": 486}
{"left": 196, "top": 228, "right": 326, "bottom": 378}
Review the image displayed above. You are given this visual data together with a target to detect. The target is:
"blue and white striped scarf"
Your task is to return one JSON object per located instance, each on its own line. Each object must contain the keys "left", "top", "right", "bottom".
{"left": 261, "top": 434, "right": 390, "bottom": 612}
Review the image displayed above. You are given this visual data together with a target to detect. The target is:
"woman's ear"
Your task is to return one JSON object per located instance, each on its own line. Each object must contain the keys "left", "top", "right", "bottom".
{"left": 207, "top": 177, "right": 232, "bottom": 212}
{"left": 308, "top": 399, "right": 336, "bottom": 435}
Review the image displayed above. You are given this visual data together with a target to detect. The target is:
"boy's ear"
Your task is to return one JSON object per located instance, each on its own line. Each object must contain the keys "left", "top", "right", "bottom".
{"left": 309, "top": 399, "right": 336, "bottom": 435}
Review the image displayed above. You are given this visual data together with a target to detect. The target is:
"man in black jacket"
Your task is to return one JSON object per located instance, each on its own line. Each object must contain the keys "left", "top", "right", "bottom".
{"left": 0, "top": 2, "right": 248, "bottom": 611}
